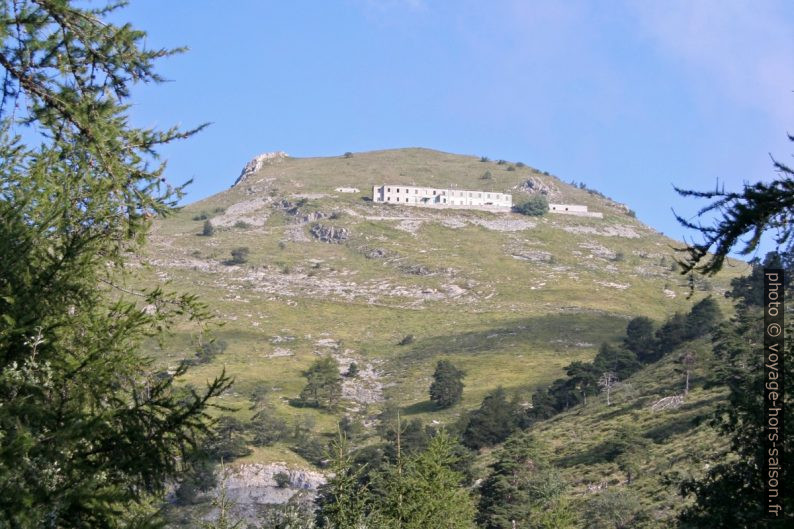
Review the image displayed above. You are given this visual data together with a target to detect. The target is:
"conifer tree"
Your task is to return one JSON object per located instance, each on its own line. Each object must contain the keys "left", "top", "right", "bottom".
{"left": 429, "top": 359, "right": 465, "bottom": 409}
{"left": 477, "top": 432, "right": 571, "bottom": 529}
{"left": 0, "top": 2, "right": 228, "bottom": 526}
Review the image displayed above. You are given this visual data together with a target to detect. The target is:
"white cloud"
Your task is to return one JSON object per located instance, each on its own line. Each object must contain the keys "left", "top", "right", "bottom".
{"left": 626, "top": 0, "right": 794, "bottom": 129}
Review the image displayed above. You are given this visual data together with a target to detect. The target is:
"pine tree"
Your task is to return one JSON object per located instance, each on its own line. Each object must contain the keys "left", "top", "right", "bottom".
{"left": 375, "top": 430, "right": 476, "bottom": 529}
{"left": 674, "top": 132, "right": 794, "bottom": 276}
{"left": 299, "top": 356, "right": 343, "bottom": 409}
{"left": 429, "top": 359, "right": 465, "bottom": 409}
{"left": 0, "top": 2, "right": 228, "bottom": 526}
{"left": 477, "top": 432, "right": 569, "bottom": 529}
{"left": 623, "top": 316, "right": 656, "bottom": 363}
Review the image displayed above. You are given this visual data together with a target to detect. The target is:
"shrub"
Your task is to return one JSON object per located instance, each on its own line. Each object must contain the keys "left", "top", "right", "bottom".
{"left": 201, "top": 220, "right": 214, "bottom": 236}
{"left": 329, "top": 211, "right": 344, "bottom": 220}
{"left": 234, "top": 220, "right": 251, "bottom": 229}
{"left": 213, "top": 207, "right": 226, "bottom": 214}
{"left": 192, "top": 211, "right": 209, "bottom": 221}
{"left": 613, "top": 251, "right": 625, "bottom": 262}
{"left": 343, "top": 152, "right": 353, "bottom": 158}
{"left": 249, "top": 410, "right": 288, "bottom": 447}
{"left": 506, "top": 165, "right": 516, "bottom": 171}
{"left": 195, "top": 340, "right": 227, "bottom": 365}
{"left": 273, "top": 472, "right": 291, "bottom": 489}
{"left": 496, "top": 159, "right": 507, "bottom": 165}
{"left": 516, "top": 161, "right": 526, "bottom": 168}
{"left": 480, "top": 170, "right": 492, "bottom": 180}
{"left": 627, "top": 209, "right": 636, "bottom": 217}
{"left": 345, "top": 362, "right": 359, "bottom": 377}
{"left": 480, "top": 156, "right": 490, "bottom": 162}
{"left": 513, "top": 195, "right": 549, "bottom": 216}
{"left": 229, "top": 247, "right": 250, "bottom": 265}
{"left": 398, "top": 334, "right": 415, "bottom": 346}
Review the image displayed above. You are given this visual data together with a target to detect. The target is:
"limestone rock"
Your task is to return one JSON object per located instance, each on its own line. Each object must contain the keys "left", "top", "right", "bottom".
{"left": 310, "top": 224, "right": 350, "bottom": 243}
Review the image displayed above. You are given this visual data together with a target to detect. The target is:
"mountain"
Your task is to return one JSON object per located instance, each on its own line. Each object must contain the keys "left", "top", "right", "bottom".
{"left": 140, "top": 148, "right": 747, "bottom": 521}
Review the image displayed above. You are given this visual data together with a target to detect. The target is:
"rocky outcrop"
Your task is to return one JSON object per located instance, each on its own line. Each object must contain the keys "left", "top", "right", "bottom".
{"left": 310, "top": 224, "right": 349, "bottom": 243}
{"left": 514, "top": 176, "right": 559, "bottom": 197}
{"left": 213, "top": 463, "right": 325, "bottom": 523}
{"left": 233, "top": 151, "right": 288, "bottom": 187}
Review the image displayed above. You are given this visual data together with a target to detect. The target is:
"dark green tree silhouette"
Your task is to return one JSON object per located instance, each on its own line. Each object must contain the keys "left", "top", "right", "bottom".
{"left": 299, "top": 356, "right": 343, "bottom": 409}
{"left": 429, "top": 360, "right": 465, "bottom": 409}
{"left": 674, "top": 133, "right": 794, "bottom": 275}
{"left": 476, "top": 432, "right": 570, "bottom": 529}
{"left": 0, "top": 2, "right": 228, "bottom": 526}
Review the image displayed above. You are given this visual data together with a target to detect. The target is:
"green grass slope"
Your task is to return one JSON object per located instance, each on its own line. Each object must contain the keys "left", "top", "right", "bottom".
{"left": 139, "top": 148, "right": 746, "bottom": 468}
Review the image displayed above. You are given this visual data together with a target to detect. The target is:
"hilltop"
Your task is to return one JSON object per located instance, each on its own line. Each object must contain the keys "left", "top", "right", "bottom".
{"left": 139, "top": 148, "right": 747, "bottom": 520}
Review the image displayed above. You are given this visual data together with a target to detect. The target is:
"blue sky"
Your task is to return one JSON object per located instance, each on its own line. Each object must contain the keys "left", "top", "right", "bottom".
{"left": 120, "top": 0, "right": 794, "bottom": 256}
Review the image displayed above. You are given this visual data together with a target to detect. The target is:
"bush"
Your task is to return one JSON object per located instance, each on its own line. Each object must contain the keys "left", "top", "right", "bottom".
{"left": 195, "top": 340, "right": 227, "bottom": 365}
{"left": 234, "top": 220, "right": 250, "bottom": 229}
{"left": 496, "top": 159, "right": 507, "bottom": 165}
{"left": 273, "top": 471, "right": 291, "bottom": 489}
{"left": 192, "top": 211, "right": 209, "bottom": 221}
{"left": 345, "top": 362, "right": 359, "bottom": 377}
{"left": 201, "top": 219, "right": 214, "bottom": 236}
{"left": 506, "top": 165, "right": 516, "bottom": 171}
{"left": 480, "top": 156, "right": 490, "bottom": 162}
{"left": 329, "top": 211, "right": 344, "bottom": 220}
{"left": 516, "top": 161, "right": 526, "bottom": 168}
{"left": 229, "top": 246, "right": 250, "bottom": 265}
{"left": 480, "top": 170, "right": 492, "bottom": 180}
{"left": 513, "top": 195, "right": 549, "bottom": 216}
{"left": 343, "top": 151, "right": 353, "bottom": 158}
{"left": 249, "top": 410, "right": 288, "bottom": 447}
{"left": 398, "top": 334, "right": 415, "bottom": 346}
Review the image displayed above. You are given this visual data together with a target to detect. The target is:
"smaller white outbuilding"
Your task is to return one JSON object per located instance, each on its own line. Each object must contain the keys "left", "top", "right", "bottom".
{"left": 335, "top": 187, "right": 360, "bottom": 193}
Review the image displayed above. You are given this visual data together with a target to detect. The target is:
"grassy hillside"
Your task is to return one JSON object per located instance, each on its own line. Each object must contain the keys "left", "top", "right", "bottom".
{"left": 139, "top": 148, "right": 745, "bottom": 472}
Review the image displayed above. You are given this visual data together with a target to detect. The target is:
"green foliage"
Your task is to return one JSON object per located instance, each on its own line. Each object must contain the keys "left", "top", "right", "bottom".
{"left": 229, "top": 246, "right": 250, "bottom": 265}
{"left": 299, "top": 356, "right": 343, "bottom": 410}
{"left": 624, "top": 316, "right": 656, "bottom": 363}
{"left": 202, "top": 219, "right": 215, "bottom": 236}
{"left": 372, "top": 431, "right": 477, "bottom": 529}
{"left": 345, "top": 361, "right": 359, "bottom": 377}
{"left": 0, "top": 1, "right": 228, "bottom": 526}
{"left": 429, "top": 360, "right": 465, "bottom": 409}
{"left": 194, "top": 212, "right": 210, "bottom": 221}
{"left": 398, "top": 334, "right": 415, "bottom": 346}
{"left": 274, "top": 471, "right": 291, "bottom": 489}
{"left": 343, "top": 151, "right": 353, "bottom": 158}
{"left": 678, "top": 255, "right": 794, "bottom": 527}
{"left": 462, "top": 387, "right": 520, "bottom": 449}
{"left": 582, "top": 489, "right": 647, "bottom": 529}
{"left": 476, "top": 432, "right": 568, "bottom": 529}
{"left": 207, "top": 416, "right": 252, "bottom": 462}
{"left": 249, "top": 409, "right": 288, "bottom": 447}
{"left": 480, "top": 156, "right": 490, "bottom": 162}
{"left": 514, "top": 195, "right": 549, "bottom": 216}
{"left": 316, "top": 431, "right": 371, "bottom": 528}
{"left": 233, "top": 220, "right": 251, "bottom": 229}
{"left": 592, "top": 343, "right": 640, "bottom": 380}
{"left": 674, "top": 133, "right": 794, "bottom": 275}
{"left": 506, "top": 164, "right": 516, "bottom": 171}
{"left": 481, "top": 170, "right": 493, "bottom": 180}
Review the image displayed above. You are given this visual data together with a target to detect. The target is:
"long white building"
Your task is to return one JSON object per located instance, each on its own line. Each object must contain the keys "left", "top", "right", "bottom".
{"left": 372, "top": 184, "right": 512, "bottom": 210}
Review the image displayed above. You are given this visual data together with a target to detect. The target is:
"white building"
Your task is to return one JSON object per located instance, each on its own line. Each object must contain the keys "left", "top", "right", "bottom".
{"left": 372, "top": 184, "right": 512, "bottom": 211}
{"left": 335, "top": 187, "right": 360, "bottom": 193}
{"left": 548, "top": 203, "right": 603, "bottom": 218}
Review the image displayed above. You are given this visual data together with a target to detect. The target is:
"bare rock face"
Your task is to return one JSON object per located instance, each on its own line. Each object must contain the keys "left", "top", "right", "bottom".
{"left": 214, "top": 463, "right": 325, "bottom": 523}
{"left": 514, "top": 176, "right": 559, "bottom": 197}
{"left": 233, "top": 151, "right": 288, "bottom": 187}
{"left": 310, "top": 224, "right": 349, "bottom": 243}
